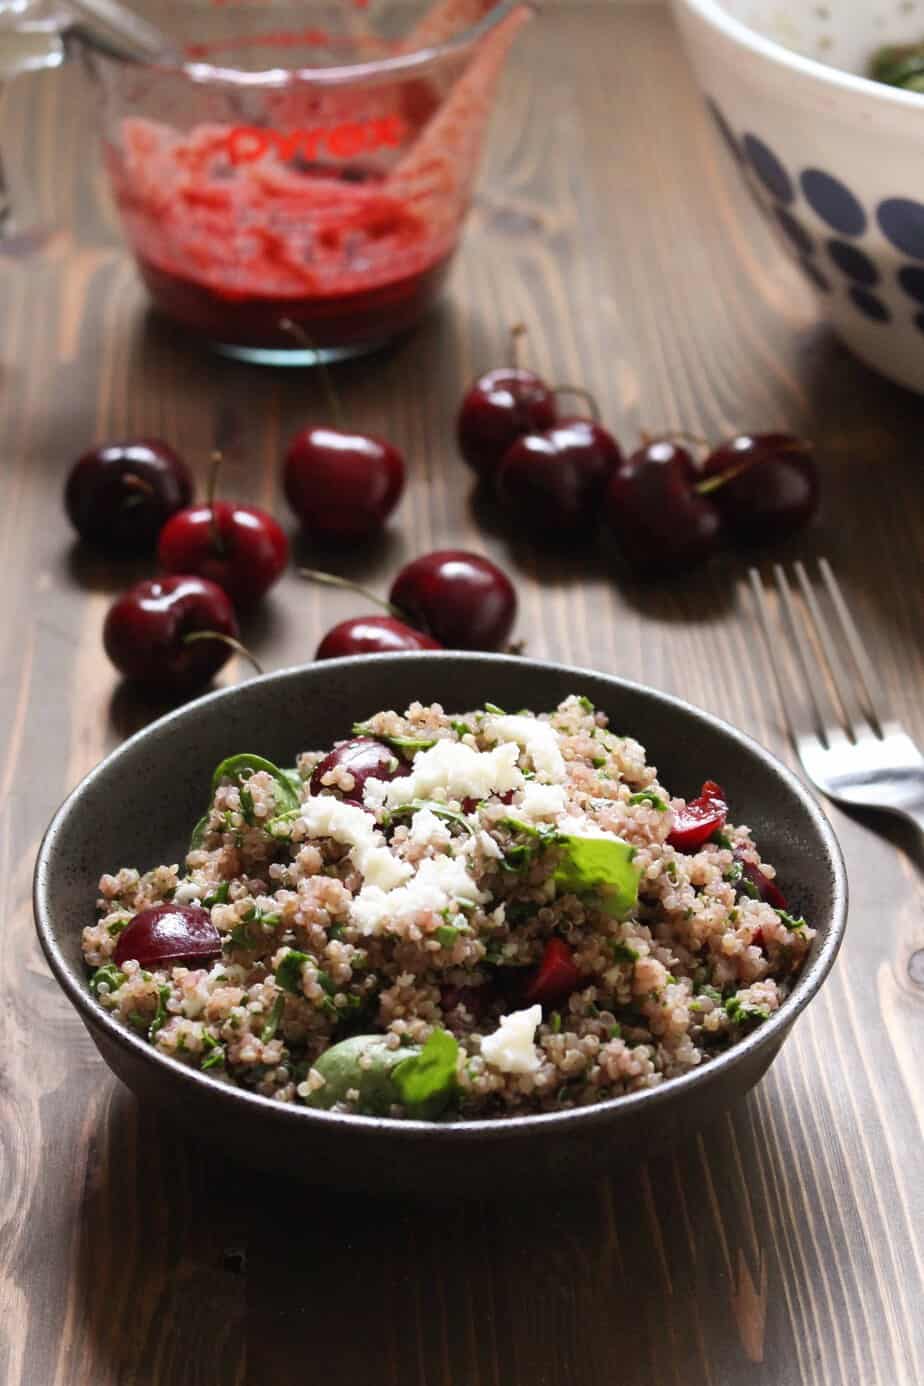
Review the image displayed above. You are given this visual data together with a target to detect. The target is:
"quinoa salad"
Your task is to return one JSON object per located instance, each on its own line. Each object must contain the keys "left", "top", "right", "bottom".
{"left": 82, "top": 696, "right": 814, "bottom": 1120}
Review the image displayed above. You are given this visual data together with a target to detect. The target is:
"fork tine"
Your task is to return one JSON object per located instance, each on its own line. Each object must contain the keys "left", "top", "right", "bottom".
{"left": 818, "top": 558, "right": 894, "bottom": 733}
{"left": 747, "top": 567, "right": 809, "bottom": 748}
{"left": 771, "top": 563, "right": 843, "bottom": 746}
{"left": 792, "top": 560, "right": 868, "bottom": 740}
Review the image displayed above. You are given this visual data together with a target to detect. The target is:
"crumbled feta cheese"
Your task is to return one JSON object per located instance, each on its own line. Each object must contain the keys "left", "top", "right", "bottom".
{"left": 483, "top": 715, "right": 566, "bottom": 783}
{"left": 300, "top": 796, "right": 412, "bottom": 892}
{"left": 518, "top": 781, "right": 568, "bottom": 821}
{"left": 173, "top": 880, "right": 202, "bottom": 905}
{"left": 352, "top": 853, "right": 487, "bottom": 936}
{"left": 478, "top": 830, "right": 503, "bottom": 860}
{"left": 480, "top": 1005, "right": 543, "bottom": 1074}
{"left": 363, "top": 739, "right": 523, "bottom": 811}
{"left": 408, "top": 806, "right": 452, "bottom": 848}
{"left": 557, "top": 814, "right": 622, "bottom": 842}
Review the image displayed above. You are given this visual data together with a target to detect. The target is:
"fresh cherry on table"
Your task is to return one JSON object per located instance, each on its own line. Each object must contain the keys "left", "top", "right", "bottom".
{"left": 497, "top": 418, "right": 623, "bottom": 536}
{"left": 700, "top": 433, "right": 818, "bottom": 544}
{"left": 158, "top": 499, "right": 289, "bottom": 606}
{"left": 284, "top": 426, "right": 405, "bottom": 540}
{"left": 103, "top": 575, "right": 239, "bottom": 694}
{"left": 389, "top": 550, "right": 517, "bottom": 650}
{"left": 604, "top": 440, "right": 723, "bottom": 575}
{"left": 457, "top": 366, "right": 558, "bottom": 480}
{"left": 113, "top": 903, "right": 221, "bottom": 969}
{"left": 65, "top": 439, "right": 192, "bottom": 552}
{"left": 315, "top": 614, "right": 441, "bottom": 660}
{"left": 309, "top": 736, "right": 412, "bottom": 802}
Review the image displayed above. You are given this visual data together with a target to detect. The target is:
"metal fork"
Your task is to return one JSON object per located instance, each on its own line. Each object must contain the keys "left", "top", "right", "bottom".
{"left": 747, "top": 558, "right": 924, "bottom": 840}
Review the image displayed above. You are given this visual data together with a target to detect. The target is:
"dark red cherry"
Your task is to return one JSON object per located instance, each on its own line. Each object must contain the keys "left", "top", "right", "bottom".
{"left": 496, "top": 418, "right": 622, "bottom": 536}
{"left": 158, "top": 501, "right": 289, "bottom": 606}
{"left": 113, "top": 903, "right": 221, "bottom": 968}
{"left": 666, "top": 780, "right": 728, "bottom": 851}
{"left": 389, "top": 550, "right": 517, "bottom": 650}
{"left": 309, "top": 737, "right": 412, "bottom": 803}
{"left": 315, "top": 615, "right": 441, "bottom": 660}
{"left": 700, "top": 433, "right": 818, "bottom": 544}
{"left": 283, "top": 427, "right": 405, "bottom": 540}
{"left": 103, "top": 575, "right": 239, "bottom": 693}
{"left": 65, "top": 439, "right": 192, "bottom": 552}
{"left": 604, "top": 440, "right": 722, "bottom": 575}
{"left": 734, "top": 851, "right": 788, "bottom": 909}
{"left": 457, "top": 368, "right": 557, "bottom": 479}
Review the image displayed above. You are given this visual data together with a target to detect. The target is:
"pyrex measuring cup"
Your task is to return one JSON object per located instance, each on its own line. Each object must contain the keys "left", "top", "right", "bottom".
{"left": 1, "top": 0, "right": 532, "bottom": 362}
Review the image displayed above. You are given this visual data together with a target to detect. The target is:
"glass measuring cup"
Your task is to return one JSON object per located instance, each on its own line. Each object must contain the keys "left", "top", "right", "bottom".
{"left": 2, "top": 0, "right": 532, "bottom": 362}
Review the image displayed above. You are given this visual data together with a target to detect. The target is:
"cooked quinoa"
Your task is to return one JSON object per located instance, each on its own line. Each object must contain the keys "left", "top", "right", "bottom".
{"left": 83, "top": 695, "right": 814, "bottom": 1120}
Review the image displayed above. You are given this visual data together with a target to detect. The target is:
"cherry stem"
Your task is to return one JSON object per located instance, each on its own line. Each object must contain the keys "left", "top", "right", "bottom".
{"left": 509, "top": 322, "right": 527, "bottom": 372}
{"left": 182, "top": 631, "right": 264, "bottom": 677}
{"left": 553, "top": 385, "right": 601, "bottom": 424}
{"left": 299, "top": 567, "right": 403, "bottom": 619}
{"left": 279, "top": 318, "right": 345, "bottom": 431}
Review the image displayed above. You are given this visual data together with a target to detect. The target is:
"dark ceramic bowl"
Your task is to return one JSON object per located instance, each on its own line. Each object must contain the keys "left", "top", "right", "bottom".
{"left": 34, "top": 653, "right": 847, "bottom": 1195}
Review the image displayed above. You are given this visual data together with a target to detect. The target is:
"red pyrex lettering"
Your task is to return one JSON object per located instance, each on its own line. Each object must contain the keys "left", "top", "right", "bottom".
{"left": 226, "top": 115, "right": 407, "bottom": 165}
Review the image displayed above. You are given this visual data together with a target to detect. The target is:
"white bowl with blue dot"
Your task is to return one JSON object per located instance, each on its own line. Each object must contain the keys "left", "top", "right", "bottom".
{"left": 672, "top": 0, "right": 924, "bottom": 394}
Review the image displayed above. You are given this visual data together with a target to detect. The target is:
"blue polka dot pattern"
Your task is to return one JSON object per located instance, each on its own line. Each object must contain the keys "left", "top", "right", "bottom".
{"left": 742, "top": 134, "right": 794, "bottom": 204}
{"left": 897, "top": 265, "right": 924, "bottom": 304}
{"left": 827, "top": 240, "right": 878, "bottom": 286}
{"left": 878, "top": 198, "right": 924, "bottom": 259}
{"left": 706, "top": 99, "right": 741, "bottom": 162}
{"left": 775, "top": 207, "right": 814, "bottom": 256}
{"left": 849, "top": 287, "right": 890, "bottom": 322}
{"left": 800, "top": 170, "right": 866, "bottom": 236}
{"left": 798, "top": 258, "right": 831, "bottom": 293}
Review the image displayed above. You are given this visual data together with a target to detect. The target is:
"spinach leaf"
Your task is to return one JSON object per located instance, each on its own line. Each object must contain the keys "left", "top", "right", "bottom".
{"left": 554, "top": 833, "right": 641, "bottom": 918}
{"left": 351, "top": 723, "right": 436, "bottom": 756}
{"left": 384, "top": 800, "right": 475, "bottom": 835}
{"left": 210, "top": 754, "right": 301, "bottom": 816}
{"left": 392, "top": 1028, "right": 459, "bottom": 1117}
{"left": 260, "top": 994, "right": 285, "bottom": 1043}
{"left": 189, "top": 814, "right": 210, "bottom": 851}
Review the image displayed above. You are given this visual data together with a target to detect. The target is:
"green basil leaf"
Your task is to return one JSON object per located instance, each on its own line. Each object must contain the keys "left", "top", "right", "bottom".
{"left": 554, "top": 833, "right": 641, "bottom": 918}
{"left": 275, "top": 950, "right": 310, "bottom": 995}
{"left": 392, "top": 1028, "right": 459, "bottom": 1117}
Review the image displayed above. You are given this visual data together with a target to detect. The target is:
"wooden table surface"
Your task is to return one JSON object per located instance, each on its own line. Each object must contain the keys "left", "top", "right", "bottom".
{"left": 2, "top": 4, "right": 924, "bottom": 1383}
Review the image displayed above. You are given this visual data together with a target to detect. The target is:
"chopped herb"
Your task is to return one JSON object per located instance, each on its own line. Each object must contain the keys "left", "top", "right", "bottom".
{"left": 89, "top": 963, "right": 126, "bottom": 996}
{"left": 451, "top": 720, "right": 473, "bottom": 738}
{"left": 610, "top": 941, "right": 640, "bottom": 964}
{"left": 275, "top": 950, "right": 310, "bottom": 994}
{"left": 201, "top": 1044, "right": 226, "bottom": 1070}
{"left": 105, "top": 917, "right": 131, "bottom": 938}
{"left": 592, "top": 756, "right": 607, "bottom": 769}
{"left": 127, "top": 1011, "right": 148, "bottom": 1031}
{"left": 203, "top": 881, "right": 231, "bottom": 908}
{"left": 260, "top": 994, "right": 285, "bottom": 1043}
{"left": 435, "top": 924, "right": 461, "bottom": 948}
{"left": 609, "top": 1023, "right": 622, "bottom": 1040}
{"left": 711, "top": 829, "right": 733, "bottom": 849}
{"left": 550, "top": 1011, "right": 562, "bottom": 1033}
{"left": 628, "top": 790, "right": 668, "bottom": 812}
{"left": 238, "top": 786, "right": 255, "bottom": 823}
{"left": 587, "top": 1001, "right": 600, "bottom": 1018}
{"left": 577, "top": 695, "right": 595, "bottom": 713}
{"left": 696, "top": 984, "right": 723, "bottom": 1004}
{"left": 385, "top": 800, "right": 475, "bottom": 835}
{"left": 392, "top": 1028, "right": 459, "bottom": 1117}
{"left": 666, "top": 973, "right": 678, "bottom": 984}
{"left": 664, "top": 861, "right": 678, "bottom": 881}
{"left": 148, "top": 984, "right": 171, "bottom": 1043}
{"left": 725, "top": 995, "right": 770, "bottom": 1026}
{"left": 776, "top": 910, "right": 807, "bottom": 931}
{"left": 483, "top": 702, "right": 506, "bottom": 716}
{"left": 328, "top": 923, "right": 345, "bottom": 941}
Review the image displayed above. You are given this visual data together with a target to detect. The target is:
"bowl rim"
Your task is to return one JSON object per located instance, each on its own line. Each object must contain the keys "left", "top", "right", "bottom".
{"left": 675, "top": 0, "right": 924, "bottom": 112}
{"left": 33, "top": 651, "right": 848, "bottom": 1142}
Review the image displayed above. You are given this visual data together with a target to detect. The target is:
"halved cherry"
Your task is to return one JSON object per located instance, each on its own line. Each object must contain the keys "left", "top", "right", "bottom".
{"left": 666, "top": 780, "right": 728, "bottom": 851}
{"left": 113, "top": 903, "right": 221, "bottom": 968}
